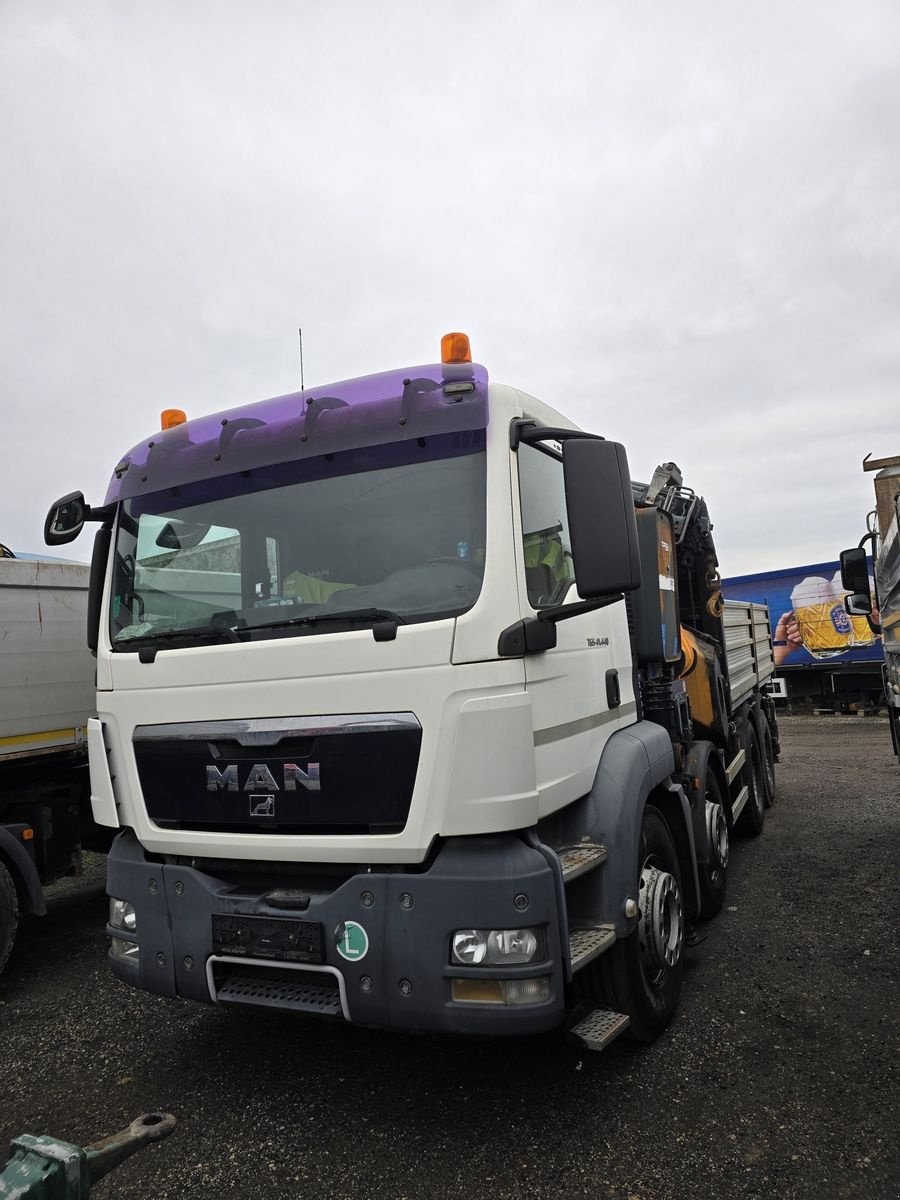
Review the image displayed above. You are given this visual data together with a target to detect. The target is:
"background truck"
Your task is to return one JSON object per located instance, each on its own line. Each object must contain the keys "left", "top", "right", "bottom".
{"left": 840, "top": 452, "right": 900, "bottom": 762}
{"left": 44, "top": 332, "right": 779, "bottom": 1049}
{"left": 0, "top": 553, "right": 102, "bottom": 974}
{"left": 723, "top": 558, "right": 884, "bottom": 713}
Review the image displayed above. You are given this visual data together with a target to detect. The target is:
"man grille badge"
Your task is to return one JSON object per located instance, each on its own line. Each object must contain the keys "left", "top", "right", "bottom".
{"left": 249, "top": 795, "right": 275, "bottom": 817}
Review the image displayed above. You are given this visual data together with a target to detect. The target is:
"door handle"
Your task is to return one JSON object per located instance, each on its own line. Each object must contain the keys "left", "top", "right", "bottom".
{"left": 606, "top": 668, "right": 621, "bottom": 709}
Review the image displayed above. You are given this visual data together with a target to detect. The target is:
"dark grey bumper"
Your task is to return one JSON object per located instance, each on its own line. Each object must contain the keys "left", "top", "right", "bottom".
{"left": 106, "top": 829, "right": 567, "bottom": 1036}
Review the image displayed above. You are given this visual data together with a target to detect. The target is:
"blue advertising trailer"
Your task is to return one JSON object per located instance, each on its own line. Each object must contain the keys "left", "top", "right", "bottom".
{"left": 723, "top": 560, "right": 885, "bottom": 711}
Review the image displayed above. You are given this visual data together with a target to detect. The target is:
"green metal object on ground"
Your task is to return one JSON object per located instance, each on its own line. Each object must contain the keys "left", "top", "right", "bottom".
{"left": 0, "top": 1112, "right": 176, "bottom": 1198}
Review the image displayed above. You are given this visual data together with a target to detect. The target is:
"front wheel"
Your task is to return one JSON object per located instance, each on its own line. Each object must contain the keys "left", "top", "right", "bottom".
{"left": 594, "top": 805, "right": 685, "bottom": 1042}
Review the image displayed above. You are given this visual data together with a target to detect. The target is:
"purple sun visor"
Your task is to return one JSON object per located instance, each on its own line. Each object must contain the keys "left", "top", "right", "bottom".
{"left": 105, "top": 362, "right": 489, "bottom": 504}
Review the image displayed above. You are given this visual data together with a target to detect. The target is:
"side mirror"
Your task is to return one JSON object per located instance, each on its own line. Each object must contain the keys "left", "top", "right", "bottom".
{"left": 839, "top": 547, "right": 870, "bottom": 595}
{"left": 845, "top": 592, "right": 872, "bottom": 616}
{"left": 44, "top": 491, "right": 88, "bottom": 545}
{"left": 563, "top": 439, "right": 641, "bottom": 597}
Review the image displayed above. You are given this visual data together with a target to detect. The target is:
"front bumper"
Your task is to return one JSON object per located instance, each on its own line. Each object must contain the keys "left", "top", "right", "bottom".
{"left": 106, "top": 829, "right": 567, "bottom": 1036}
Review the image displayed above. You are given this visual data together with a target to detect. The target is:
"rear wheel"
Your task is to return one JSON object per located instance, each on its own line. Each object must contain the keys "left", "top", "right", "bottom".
{"left": 594, "top": 805, "right": 685, "bottom": 1042}
{"left": 735, "top": 723, "right": 765, "bottom": 836}
{"left": 0, "top": 861, "right": 19, "bottom": 977}
{"left": 697, "top": 766, "right": 729, "bottom": 918}
{"left": 755, "top": 714, "right": 776, "bottom": 808}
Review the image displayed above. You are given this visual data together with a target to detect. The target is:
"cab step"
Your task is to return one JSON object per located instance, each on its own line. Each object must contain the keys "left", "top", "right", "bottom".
{"left": 568, "top": 924, "right": 616, "bottom": 972}
{"left": 557, "top": 842, "right": 608, "bottom": 883}
{"left": 569, "top": 1007, "right": 630, "bottom": 1052}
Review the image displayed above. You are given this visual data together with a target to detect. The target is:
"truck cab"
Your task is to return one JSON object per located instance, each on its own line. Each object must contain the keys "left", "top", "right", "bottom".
{"left": 45, "top": 334, "right": 777, "bottom": 1048}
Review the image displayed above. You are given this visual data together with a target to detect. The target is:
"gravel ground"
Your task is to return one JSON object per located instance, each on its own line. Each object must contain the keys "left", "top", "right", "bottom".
{"left": 1, "top": 715, "right": 898, "bottom": 1200}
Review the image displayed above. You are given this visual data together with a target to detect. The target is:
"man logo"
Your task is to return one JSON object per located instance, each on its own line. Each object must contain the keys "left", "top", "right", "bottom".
{"left": 249, "top": 795, "right": 275, "bottom": 817}
{"left": 206, "top": 762, "right": 321, "bottom": 793}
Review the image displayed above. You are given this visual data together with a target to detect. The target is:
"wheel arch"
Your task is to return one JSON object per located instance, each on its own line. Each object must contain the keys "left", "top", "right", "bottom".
{"left": 537, "top": 721, "right": 698, "bottom": 935}
{"left": 0, "top": 826, "right": 46, "bottom": 917}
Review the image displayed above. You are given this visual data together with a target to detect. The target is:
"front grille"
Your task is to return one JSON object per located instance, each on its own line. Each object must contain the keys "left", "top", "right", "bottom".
{"left": 133, "top": 713, "right": 421, "bottom": 834}
{"left": 213, "top": 963, "right": 344, "bottom": 1017}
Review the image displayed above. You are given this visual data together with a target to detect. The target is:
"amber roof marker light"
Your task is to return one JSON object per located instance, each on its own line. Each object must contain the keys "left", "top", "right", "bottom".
{"left": 441, "top": 332, "right": 472, "bottom": 364}
{"left": 160, "top": 409, "right": 187, "bottom": 431}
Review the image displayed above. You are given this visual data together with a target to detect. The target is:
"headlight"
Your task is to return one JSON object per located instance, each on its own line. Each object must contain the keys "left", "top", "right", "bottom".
{"left": 451, "top": 929, "right": 486, "bottom": 965}
{"left": 451, "top": 927, "right": 543, "bottom": 966}
{"left": 109, "top": 897, "right": 136, "bottom": 932}
{"left": 486, "top": 928, "right": 538, "bottom": 964}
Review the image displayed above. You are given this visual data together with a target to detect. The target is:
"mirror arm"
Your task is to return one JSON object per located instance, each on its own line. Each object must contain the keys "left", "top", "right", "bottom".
{"left": 537, "top": 594, "right": 624, "bottom": 624}
{"left": 86, "top": 503, "right": 116, "bottom": 526}
{"left": 509, "top": 418, "right": 606, "bottom": 451}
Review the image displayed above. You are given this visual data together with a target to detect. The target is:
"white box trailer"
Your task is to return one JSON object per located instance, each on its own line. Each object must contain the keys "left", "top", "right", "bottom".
{"left": 0, "top": 555, "right": 100, "bottom": 974}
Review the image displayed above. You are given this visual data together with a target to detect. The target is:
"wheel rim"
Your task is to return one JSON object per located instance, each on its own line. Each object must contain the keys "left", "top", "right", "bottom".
{"left": 706, "top": 799, "right": 729, "bottom": 872}
{"left": 638, "top": 861, "right": 684, "bottom": 984}
{"left": 761, "top": 730, "right": 775, "bottom": 798}
{"left": 749, "top": 739, "right": 764, "bottom": 814}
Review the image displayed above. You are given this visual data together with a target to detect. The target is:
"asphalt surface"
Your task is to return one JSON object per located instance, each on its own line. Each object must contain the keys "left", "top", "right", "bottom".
{"left": 1, "top": 715, "right": 898, "bottom": 1200}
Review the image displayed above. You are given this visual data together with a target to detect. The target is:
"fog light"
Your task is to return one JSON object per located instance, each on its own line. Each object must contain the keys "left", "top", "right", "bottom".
{"left": 109, "top": 897, "right": 136, "bottom": 933}
{"left": 451, "top": 929, "right": 486, "bottom": 965}
{"left": 486, "top": 928, "right": 538, "bottom": 964}
{"left": 110, "top": 937, "right": 139, "bottom": 962}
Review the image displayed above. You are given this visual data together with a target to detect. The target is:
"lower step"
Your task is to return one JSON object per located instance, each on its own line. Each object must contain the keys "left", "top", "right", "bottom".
{"left": 214, "top": 965, "right": 343, "bottom": 1016}
{"left": 570, "top": 1007, "right": 631, "bottom": 1052}
{"left": 569, "top": 925, "right": 616, "bottom": 972}
{"left": 557, "top": 842, "right": 608, "bottom": 882}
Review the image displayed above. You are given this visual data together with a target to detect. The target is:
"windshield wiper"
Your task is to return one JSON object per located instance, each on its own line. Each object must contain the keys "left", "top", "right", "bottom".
{"left": 250, "top": 607, "right": 406, "bottom": 642}
{"left": 115, "top": 622, "right": 245, "bottom": 662}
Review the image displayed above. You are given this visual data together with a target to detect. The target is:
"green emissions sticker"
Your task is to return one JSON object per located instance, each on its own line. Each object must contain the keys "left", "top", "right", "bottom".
{"left": 335, "top": 920, "right": 369, "bottom": 962}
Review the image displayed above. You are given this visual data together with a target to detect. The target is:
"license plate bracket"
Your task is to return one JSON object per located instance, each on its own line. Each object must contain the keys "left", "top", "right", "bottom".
{"left": 212, "top": 914, "right": 323, "bottom": 963}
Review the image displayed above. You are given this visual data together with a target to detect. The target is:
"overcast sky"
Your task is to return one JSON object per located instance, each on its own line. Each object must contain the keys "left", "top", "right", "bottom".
{"left": 2, "top": 1, "right": 898, "bottom": 575}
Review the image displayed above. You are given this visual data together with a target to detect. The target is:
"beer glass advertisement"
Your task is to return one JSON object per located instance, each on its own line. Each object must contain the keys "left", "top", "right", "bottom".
{"left": 723, "top": 559, "right": 882, "bottom": 670}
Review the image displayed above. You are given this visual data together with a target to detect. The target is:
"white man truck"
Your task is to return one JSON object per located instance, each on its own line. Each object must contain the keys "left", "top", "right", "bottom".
{"left": 840, "top": 452, "right": 900, "bottom": 763}
{"left": 45, "top": 333, "right": 778, "bottom": 1048}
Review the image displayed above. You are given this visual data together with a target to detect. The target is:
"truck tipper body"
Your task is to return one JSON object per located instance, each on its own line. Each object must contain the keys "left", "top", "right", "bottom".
{"left": 840, "top": 454, "right": 900, "bottom": 761}
{"left": 46, "top": 335, "right": 779, "bottom": 1047}
{"left": 0, "top": 555, "right": 99, "bottom": 973}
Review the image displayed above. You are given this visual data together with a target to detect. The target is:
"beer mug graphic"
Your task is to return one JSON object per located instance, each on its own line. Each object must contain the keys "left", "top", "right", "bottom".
{"left": 790, "top": 575, "right": 874, "bottom": 659}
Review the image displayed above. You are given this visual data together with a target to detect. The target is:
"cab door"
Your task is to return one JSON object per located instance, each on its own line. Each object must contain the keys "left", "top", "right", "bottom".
{"left": 513, "top": 437, "right": 636, "bottom": 819}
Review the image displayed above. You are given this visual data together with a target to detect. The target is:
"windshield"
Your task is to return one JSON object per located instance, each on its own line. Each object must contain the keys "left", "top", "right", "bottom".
{"left": 110, "top": 431, "right": 486, "bottom": 649}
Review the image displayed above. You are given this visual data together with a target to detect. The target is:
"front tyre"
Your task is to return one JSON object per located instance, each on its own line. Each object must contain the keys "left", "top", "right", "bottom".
{"left": 597, "top": 805, "right": 685, "bottom": 1043}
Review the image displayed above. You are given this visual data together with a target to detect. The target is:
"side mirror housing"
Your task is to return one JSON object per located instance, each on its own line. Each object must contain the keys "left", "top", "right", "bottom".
{"left": 839, "top": 547, "right": 870, "bottom": 595}
{"left": 44, "top": 491, "right": 87, "bottom": 545}
{"left": 563, "top": 439, "right": 641, "bottom": 597}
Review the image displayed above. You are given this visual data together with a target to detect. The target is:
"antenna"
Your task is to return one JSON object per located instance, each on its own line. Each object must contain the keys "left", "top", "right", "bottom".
{"left": 298, "top": 327, "right": 305, "bottom": 392}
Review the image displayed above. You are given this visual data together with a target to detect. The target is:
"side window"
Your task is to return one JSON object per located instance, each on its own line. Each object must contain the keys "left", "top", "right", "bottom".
{"left": 517, "top": 442, "right": 575, "bottom": 608}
